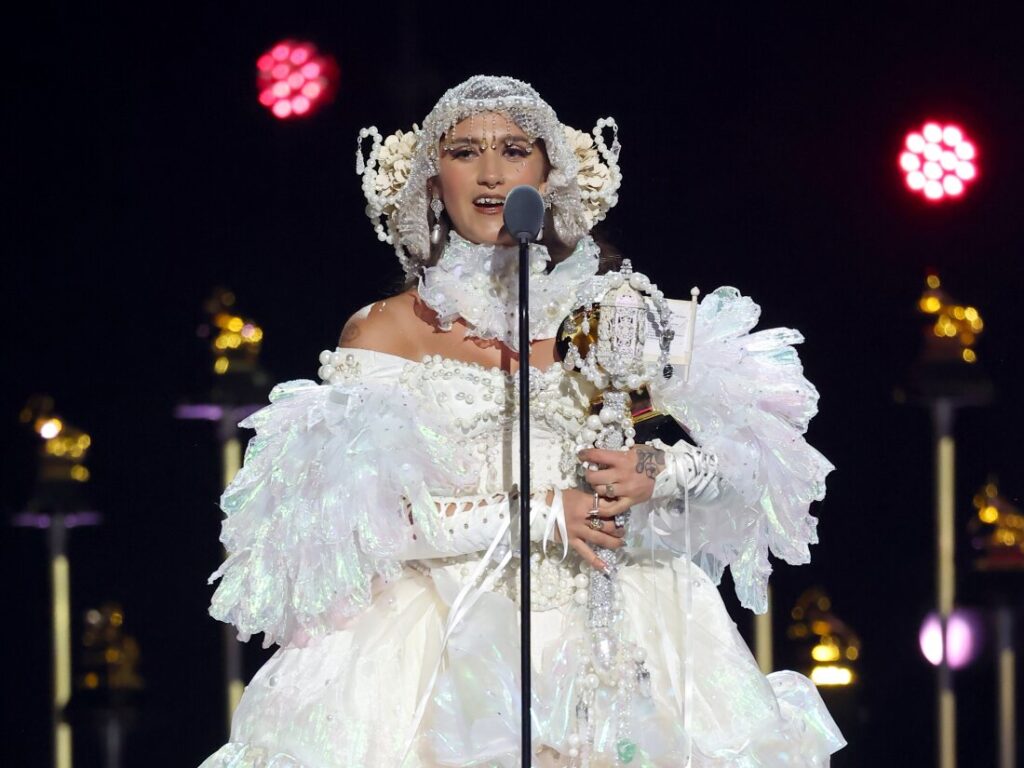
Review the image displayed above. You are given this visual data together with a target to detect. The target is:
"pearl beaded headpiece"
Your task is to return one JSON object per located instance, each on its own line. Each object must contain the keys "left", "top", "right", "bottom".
{"left": 356, "top": 75, "right": 622, "bottom": 278}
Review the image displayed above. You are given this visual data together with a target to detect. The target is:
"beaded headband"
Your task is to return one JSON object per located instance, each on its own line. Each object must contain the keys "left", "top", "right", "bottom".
{"left": 356, "top": 75, "right": 622, "bottom": 278}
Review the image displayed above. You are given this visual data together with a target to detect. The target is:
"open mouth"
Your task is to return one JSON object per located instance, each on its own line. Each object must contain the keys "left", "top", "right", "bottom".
{"left": 473, "top": 196, "right": 505, "bottom": 213}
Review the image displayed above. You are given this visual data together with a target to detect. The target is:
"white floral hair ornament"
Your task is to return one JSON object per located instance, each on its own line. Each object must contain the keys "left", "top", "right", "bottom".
{"left": 356, "top": 75, "right": 621, "bottom": 278}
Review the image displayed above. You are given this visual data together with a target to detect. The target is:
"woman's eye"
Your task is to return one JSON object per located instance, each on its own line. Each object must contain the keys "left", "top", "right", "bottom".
{"left": 504, "top": 145, "right": 531, "bottom": 158}
{"left": 449, "top": 147, "right": 477, "bottom": 159}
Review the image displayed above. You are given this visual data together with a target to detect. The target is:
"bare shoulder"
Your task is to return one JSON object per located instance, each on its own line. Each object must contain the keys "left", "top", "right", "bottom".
{"left": 338, "top": 290, "right": 435, "bottom": 359}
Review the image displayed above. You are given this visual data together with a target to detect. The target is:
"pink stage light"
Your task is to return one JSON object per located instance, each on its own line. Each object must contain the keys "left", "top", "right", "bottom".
{"left": 900, "top": 121, "right": 978, "bottom": 202}
{"left": 920, "top": 614, "right": 944, "bottom": 666}
{"left": 946, "top": 613, "right": 975, "bottom": 668}
{"left": 919, "top": 610, "right": 981, "bottom": 670}
{"left": 256, "top": 39, "right": 338, "bottom": 121}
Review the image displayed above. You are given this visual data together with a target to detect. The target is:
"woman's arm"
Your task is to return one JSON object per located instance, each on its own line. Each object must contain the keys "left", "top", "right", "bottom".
{"left": 209, "top": 341, "right": 472, "bottom": 647}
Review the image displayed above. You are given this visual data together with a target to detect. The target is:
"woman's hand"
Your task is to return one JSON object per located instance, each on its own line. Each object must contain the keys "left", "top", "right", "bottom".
{"left": 559, "top": 445, "right": 666, "bottom": 572}
{"left": 579, "top": 445, "right": 664, "bottom": 510}
{"left": 560, "top": 487, "right": 626, "bottom": 572}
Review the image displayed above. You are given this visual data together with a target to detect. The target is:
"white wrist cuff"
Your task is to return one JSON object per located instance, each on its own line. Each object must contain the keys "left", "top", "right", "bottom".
{"left": 647, "top": 438, "right": 721, "bottom": 502}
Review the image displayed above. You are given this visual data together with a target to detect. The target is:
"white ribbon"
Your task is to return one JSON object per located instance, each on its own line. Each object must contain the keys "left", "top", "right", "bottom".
{"left": 682, "top": 482, "right": 694, "bottom": 766}
{"left": 648, "top": 509, "right": 683, "bottom": 718}
{"left": 647, "top": 458, "right": 695, "bottom": 765}
{"left": 399, "top": 492, "right": 550, "bottom": 767}
{"left": 542, "top": 489, "right": 569, "bottom": 562}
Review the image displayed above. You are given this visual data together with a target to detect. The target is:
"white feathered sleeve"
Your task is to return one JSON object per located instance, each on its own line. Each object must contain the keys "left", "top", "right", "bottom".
{"left": 207, "top": 350, "right": 468, "bottom": 647}
{"left": 638, "top": 286, "right": 834, "bottom": 614}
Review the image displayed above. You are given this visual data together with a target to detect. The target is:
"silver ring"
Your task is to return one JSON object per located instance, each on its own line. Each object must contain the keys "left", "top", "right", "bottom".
{"left": 604, "top": 483, "right": 616, "bottom": 498}
{"left": 587, "top": 516, "right": 603, "bottom": 531}
{"left": 613, "top": 511, "right": 631, "bottom": 530}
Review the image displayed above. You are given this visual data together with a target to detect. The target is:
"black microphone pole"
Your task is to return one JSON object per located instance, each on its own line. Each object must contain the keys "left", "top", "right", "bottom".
{"left": 517, "top": 224, "right": 532, "bottom": 768}
{"left": 502, "top": 185, "right": 545, "bottom": 768}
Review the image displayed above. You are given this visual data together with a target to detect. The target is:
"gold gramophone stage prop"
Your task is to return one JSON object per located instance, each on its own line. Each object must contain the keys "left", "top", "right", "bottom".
{"left": 966, "top": 479, "right": 1021, "bottom": 768}
{"left": 175, "top": 288, "right": 272, "bottom": 729}
{"left": 898, "top": 273, "right": 993, "bottom": 768}
{"left": 969, "top": 479, "right": 1024, "bottom": 573}
{"left": 14, "top": 397, "right": 101, "bottom": 768}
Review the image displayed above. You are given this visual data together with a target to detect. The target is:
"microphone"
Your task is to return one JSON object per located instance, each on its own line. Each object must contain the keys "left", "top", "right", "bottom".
{"left": 502, "top": 185, "right": 545, "bottom": 243}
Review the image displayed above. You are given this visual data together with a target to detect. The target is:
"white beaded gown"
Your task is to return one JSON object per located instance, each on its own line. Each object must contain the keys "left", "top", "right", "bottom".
{"left": 198, "top": 243, "right": 846, "bottom": 767}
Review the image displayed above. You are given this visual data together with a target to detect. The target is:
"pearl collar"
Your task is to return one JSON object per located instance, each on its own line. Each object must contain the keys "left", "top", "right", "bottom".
{"left": 417, "top": 231, "right": 601, "bottom": 351}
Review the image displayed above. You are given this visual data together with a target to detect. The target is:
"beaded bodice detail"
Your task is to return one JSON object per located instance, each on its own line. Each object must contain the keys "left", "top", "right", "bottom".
{"left": 320, "top": 348, "right": 595, "bottom": 611}
{"left": 324, "top": 349, "right": 593, "bottom": 495}
{"left": 398, "top": 354, "right": 592, "bottom": 491}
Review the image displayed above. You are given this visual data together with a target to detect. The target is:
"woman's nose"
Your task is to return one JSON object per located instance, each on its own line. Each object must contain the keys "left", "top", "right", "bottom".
{"left": 477, "top": 149, "right": 504, "bottom": 188}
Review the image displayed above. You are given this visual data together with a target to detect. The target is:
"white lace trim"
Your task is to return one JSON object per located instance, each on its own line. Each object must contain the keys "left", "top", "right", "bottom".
{"left": 417, "top": 232, "right": 600, "bottom": 351}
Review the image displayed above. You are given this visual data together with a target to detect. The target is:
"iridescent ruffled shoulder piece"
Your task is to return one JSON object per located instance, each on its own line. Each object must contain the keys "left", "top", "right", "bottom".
{"left": 644, "top": 287, "right": 835, "bottom": 614}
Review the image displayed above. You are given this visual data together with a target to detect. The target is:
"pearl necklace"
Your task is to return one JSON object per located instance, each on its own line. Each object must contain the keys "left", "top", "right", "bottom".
{"left": 417, "top": 231, "right": 601, "bottom": 351}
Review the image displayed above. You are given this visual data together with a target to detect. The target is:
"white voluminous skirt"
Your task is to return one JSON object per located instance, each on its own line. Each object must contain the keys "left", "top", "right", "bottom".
{"left": 200, "top": 552, "right": 845, "bottom": 767}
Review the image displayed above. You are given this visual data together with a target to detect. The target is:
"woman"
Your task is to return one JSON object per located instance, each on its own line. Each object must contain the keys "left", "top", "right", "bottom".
{"left": 200, "top": 75, "right": 845, "bottom": 767}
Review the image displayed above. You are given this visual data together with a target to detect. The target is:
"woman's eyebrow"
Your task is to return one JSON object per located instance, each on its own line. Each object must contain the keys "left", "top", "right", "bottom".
{"left": 445, "top": 133, "right": 532, "bottom": 145}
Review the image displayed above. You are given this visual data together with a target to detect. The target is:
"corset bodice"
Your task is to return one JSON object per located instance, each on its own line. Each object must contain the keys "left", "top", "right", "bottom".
{"left": 328, "top": 349, "right": 595, "bottom": 496}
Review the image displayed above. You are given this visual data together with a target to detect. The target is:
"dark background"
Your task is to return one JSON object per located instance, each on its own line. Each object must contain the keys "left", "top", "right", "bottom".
{"left": 4, "top": 2, "right": 1023, "bottom": 766}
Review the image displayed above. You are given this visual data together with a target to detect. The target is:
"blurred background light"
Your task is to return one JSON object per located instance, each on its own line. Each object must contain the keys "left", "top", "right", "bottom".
{"left": 810, "top": 665, "right": 855, "bottom": 686}
{"left": 256, "top": 39, "right": 338, "bottom": 120}
{"left": 787, "top": 587, "right": 861, "bottom": 688}
{"left": 919, "top": 610, "right": 983, "bottom": 669}
{"left": 901, "top": 121, "right": 978, "bottom": 202}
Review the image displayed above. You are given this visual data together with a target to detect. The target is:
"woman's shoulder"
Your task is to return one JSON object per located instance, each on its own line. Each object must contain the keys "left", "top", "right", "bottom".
{"left": 337, "top": 290, "right": 437, "bottom": 359}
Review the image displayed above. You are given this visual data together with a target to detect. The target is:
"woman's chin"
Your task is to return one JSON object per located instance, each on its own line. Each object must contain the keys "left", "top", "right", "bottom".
{"left": 452, "top": 224, "right": 510, "bottom": 246}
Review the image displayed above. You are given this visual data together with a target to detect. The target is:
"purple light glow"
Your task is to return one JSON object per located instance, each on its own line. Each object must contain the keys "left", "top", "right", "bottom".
{"left": 12, "top": 511, "right": 102, "bottom": 529}
{"left": 920, "top": 614, "right": 943, "bottom": 666}
{"left": 919, "top": 610, "right": 981, "bottom": 669}
{"left": 946, "top": 613, "right": 975, "bottom": 669}
{"left": 174, "top": 404, "right": 225, "bottom": 421}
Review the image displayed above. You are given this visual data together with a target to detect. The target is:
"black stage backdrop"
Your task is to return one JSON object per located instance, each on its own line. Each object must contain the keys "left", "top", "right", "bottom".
{"left": 3, "top": 3, "right": 1023, "bottom": 766}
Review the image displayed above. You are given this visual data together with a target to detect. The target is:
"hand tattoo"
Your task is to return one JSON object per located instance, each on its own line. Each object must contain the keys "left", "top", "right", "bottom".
{"left": 634, "top": 446, "right": 665, "bottom": 480}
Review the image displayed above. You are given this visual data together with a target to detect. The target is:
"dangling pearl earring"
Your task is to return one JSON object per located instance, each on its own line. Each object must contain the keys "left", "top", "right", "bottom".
{"left": 430, "top": 190, "right": 444, "bottom": 245}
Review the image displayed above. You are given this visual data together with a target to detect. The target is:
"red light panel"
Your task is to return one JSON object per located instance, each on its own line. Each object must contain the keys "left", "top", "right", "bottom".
{"left": 900, "top": 121, "right": 978, "bottom": 203}
{"left": 256, "top": 40, "right": 337, "bottom": 120}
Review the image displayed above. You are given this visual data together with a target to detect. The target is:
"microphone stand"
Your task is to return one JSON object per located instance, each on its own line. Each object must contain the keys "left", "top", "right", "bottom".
{"left": 504, "top": 183, "right": 544, "bottom": 766}
{"left": 517, "top": 232, "right": 532, "bottom": 768}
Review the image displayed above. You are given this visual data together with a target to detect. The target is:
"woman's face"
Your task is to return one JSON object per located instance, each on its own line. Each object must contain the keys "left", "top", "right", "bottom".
{"left": 433, "top": 112, "right": 548, "bottom": 246}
